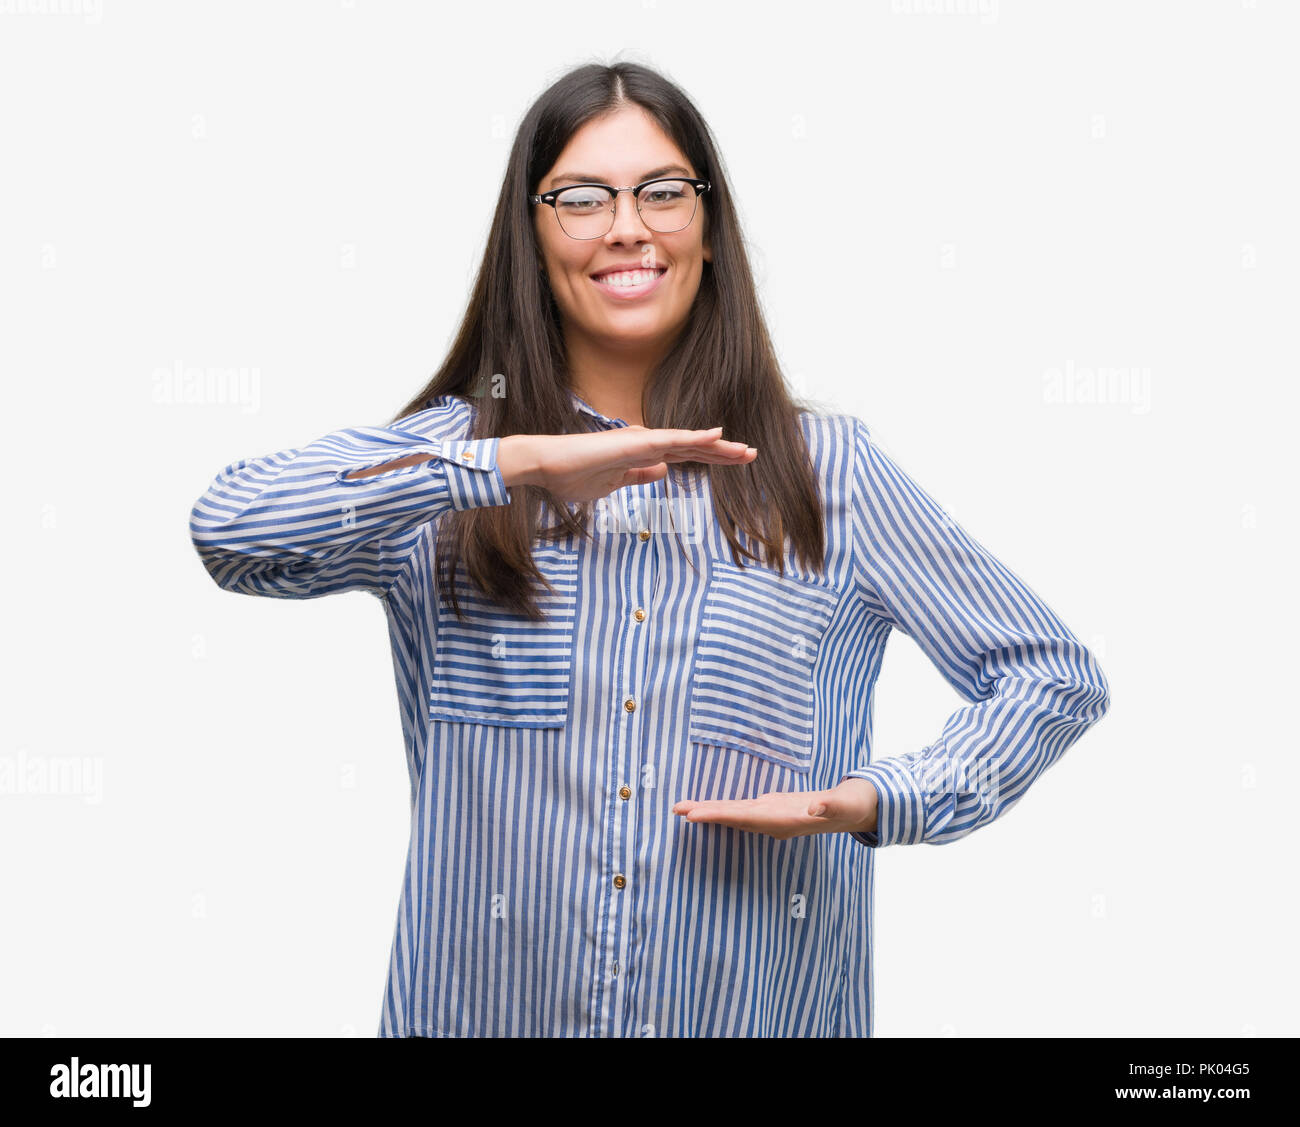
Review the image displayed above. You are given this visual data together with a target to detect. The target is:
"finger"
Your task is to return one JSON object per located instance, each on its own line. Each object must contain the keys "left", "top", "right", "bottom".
{"left": 691, "top": 813, "right": 770, "bottom": 835}
{"left": 609, "top": 433, "right": 754, "bottom": 473}
{"left": 681, "top": 800, "right": 753, "bottom": 821}
{"left": 621, "top": 463, "right": 669, "bottom": 487}
{"left": 661, "top": 436, "right": 750, "bottom": 456}
{"left": 624, "top": 429, "right": 736, "bottom": 460}
{"left": 672, "top": 799, "right": 735, "bottom": 817}
{"left": 661, "top": 444, "right": 756, "bottom": 461}
{"left": 639, "top": 444, "right": 756, "bottom": 467}
{"left": 615, "top": 451, "right": 755, "bottom": 476}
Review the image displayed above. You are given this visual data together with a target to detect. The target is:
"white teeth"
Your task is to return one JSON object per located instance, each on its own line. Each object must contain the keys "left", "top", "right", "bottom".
{"left": 593, "top": 269, "right": 662, "bottom": 287}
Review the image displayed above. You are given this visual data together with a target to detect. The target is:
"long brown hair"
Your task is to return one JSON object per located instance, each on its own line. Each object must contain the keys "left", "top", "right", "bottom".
{"left": 392, "top": 61, "right": 825, "bottom": 621}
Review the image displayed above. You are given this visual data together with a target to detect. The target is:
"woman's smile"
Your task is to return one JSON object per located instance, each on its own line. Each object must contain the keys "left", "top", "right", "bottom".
{"left": 588, "top": 264, "right": 668, "bottom": 300}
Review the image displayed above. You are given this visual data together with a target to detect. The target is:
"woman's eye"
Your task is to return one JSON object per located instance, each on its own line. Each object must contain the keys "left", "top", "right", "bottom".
{"left": 642, "top": 189, "right": 684, "bottom": 206}
{"left": 556, "top": 189, "right": 607, "bottom": 211}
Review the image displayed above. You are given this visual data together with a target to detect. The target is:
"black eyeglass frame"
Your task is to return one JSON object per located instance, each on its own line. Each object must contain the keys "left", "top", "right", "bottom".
{"left": 528, "top": 177, "right": 712, "bottom": 238}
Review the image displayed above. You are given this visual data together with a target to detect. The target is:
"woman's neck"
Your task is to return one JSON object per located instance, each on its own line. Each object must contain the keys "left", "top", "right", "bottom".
{"left": 565, "top": 335, "right": 665, "bottom": 427}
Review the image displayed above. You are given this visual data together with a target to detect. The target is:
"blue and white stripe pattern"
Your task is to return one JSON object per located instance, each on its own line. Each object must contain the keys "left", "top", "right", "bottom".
{"left": 189, "top": 392, "right": 1110, "bottom": 1036}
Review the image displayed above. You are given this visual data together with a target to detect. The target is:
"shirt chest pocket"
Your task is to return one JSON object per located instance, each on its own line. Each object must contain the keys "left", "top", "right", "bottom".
{"left": 428, "top": 543, "right": 579, "bottom": 728}
{"left": 687, "top": 559, "right": 842, "bottom": 773}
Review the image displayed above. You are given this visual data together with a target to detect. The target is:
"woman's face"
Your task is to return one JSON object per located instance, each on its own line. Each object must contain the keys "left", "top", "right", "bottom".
{"left": 533, "top": 104, "right": 711, "bottom": 356}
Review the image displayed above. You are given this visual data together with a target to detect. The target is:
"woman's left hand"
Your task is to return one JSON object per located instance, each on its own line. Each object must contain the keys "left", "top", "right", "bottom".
{"left": 672, "top": 777, "right": 879, "bottom": 840}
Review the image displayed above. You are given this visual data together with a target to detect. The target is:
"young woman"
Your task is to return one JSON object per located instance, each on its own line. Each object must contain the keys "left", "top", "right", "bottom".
{"left": 189, "top": 61, "right": 1110, "bottom": 1037}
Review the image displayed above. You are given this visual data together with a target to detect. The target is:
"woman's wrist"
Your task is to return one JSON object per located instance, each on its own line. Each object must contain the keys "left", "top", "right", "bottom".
{"left": 836, "top": 777, "right": 880, "bottom": 835}
{"left": 496, "top": 435, "right": 538, "bottom": 489}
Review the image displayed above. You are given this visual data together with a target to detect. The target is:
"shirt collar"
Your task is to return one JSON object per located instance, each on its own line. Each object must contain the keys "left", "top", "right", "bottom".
{"left": 568, "top": 388, "right": 630, "bottom": 429}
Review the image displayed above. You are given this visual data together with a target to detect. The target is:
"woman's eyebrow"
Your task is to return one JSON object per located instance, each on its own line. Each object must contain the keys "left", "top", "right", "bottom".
{"left": 546, "top": 164, "right": 693, "bottom": 189}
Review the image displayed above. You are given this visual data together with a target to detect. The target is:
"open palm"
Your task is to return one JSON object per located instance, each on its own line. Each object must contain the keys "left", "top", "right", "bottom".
{"left": 672, "top": 777, "right": 878, "bottom": 841}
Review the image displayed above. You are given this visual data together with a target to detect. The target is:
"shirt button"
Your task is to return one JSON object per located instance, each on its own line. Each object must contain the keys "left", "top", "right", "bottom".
{"left": 623, "top": 698, "right": 635, "bottom": 713}
{"left": 633, "top": 608, "right": 645, "bottom": 622}
{"left": 618, "top": 784, "right": 631, "bottom": 800}
{"left": 460, "top": 450, "right": 474, "bottom": 462}
{"left": 613, "top": 874, "right": 627, "bottom": 889}
{"left": 638, "top": 529, "right": 651, "bottom": 541}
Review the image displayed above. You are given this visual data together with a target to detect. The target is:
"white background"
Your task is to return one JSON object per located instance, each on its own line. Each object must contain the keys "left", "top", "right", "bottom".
{"left": 1, "top": 0, "right": 1295, "bottom": 1037}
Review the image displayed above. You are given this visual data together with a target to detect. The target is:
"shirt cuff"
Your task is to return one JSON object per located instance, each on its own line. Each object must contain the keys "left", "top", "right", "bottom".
{"left": 331, "top": 436, "right": 512, "bottom": 509}
{"left": 436, "top": 437, "right": 513, "bottom": 510}
{"left": 841, "top": 761, "right": 928, "bottom": 847}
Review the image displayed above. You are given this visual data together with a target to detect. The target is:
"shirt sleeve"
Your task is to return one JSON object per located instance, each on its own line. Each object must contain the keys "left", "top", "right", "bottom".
{"left": 840, "top": 417, "right": 1111, "bottom": 847}
{"left": 189, "top": 422, "right": 512, "bottom": 599}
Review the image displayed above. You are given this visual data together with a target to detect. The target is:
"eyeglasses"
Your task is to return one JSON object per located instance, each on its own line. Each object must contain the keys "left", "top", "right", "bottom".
{"left": 529, "top": 177, "right": 710, "bottom": 240}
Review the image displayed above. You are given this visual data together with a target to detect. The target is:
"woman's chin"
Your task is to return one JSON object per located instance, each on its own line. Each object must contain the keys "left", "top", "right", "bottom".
{"left": 581, "top": 308, "right": 676, "bottom": 341}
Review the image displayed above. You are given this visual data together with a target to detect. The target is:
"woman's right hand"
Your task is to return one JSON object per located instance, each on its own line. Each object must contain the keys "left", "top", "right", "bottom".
{"left": 497, "top": 427, "right": 756, "bottom": 504}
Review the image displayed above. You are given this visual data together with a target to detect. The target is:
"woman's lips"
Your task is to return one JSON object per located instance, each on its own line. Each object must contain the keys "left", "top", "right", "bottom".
{"left": 589, "top": 266, "right": 668, "bottom": 300}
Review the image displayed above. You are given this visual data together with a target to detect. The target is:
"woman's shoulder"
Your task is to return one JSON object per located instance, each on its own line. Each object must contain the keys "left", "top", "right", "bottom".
{"left": 387, "top": 393, "right": 481, "bottom": 441}
{"left": 794, "top": 402, "right": 874, "bottom": 452}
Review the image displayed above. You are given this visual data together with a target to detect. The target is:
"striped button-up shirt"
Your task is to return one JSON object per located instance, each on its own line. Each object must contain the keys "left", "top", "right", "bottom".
{"left": 189, "top": 390, "right": 1110, "bottom": 1037}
